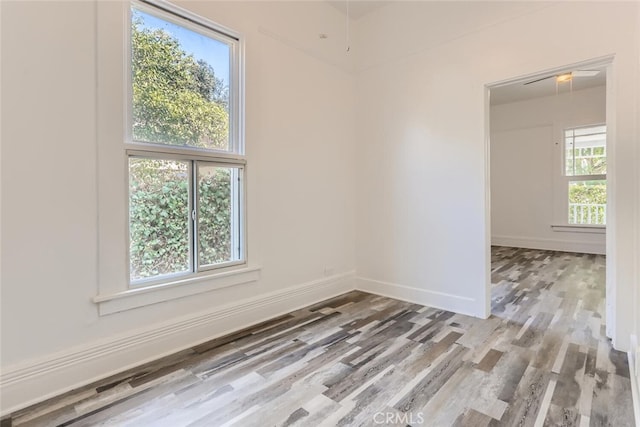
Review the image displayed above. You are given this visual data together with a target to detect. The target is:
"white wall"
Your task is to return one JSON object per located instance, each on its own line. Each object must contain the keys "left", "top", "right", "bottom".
{"left": 354, "top": 1, "right": 639, "bottom": 348}
{"left": 0, "top": 0, "right": 356, "bottom": 413}
{"left": 491, "top": 86, "right": 607, "bottom": 254}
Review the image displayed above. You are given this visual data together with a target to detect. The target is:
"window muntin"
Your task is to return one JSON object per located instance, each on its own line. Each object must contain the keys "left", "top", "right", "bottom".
{"left": 564, "top": 125, "right": 606, "bottom": 225}
{"left": 127, "top": 2, "right": 244, "bottom": 287}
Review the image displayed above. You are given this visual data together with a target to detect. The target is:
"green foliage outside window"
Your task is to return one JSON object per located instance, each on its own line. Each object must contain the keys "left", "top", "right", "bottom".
{"left": 198, "top": 167, "right": 232, "bottom": 267}
{"left": 129, "top": 159, "right": 190, "bottom": 280}
{"left": 569, "top": 181, "right": 606, "bottom": 205}
{"left": 131, "top": 18, "right": 229, "bottom": 149}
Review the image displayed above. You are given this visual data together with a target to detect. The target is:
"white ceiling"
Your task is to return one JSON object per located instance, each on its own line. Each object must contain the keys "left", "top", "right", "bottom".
{"left": 327, "top": 1, "right": 391, "bottom": 20}
{"left": 490, "top": 65, "right": 607, "bottom": 105}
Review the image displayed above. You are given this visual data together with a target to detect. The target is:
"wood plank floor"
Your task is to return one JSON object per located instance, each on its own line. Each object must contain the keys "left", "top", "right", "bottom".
{"left": 3, "top": 247, "right": 634, "bottom": 426}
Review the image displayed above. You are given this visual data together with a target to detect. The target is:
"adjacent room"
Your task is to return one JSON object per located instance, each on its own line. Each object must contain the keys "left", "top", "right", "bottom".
{"left": 1, "top": 1, "right": 639, "bottom": 426}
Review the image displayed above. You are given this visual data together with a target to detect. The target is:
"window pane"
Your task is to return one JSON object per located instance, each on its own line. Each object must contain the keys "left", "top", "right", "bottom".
{"left": 565, "top": 126, "right": 606, "bottom": 176}
{"left": 129, "top": 158, "right": 190, "bottom": 282}
{"left": 131, "top": 7, "right": 231, "bottom": 150}
{"left": 568, "top": 180, "right": 606, "bottom": 225}
{"left": 197, "top": 164, "right": 239, "bottom": 267}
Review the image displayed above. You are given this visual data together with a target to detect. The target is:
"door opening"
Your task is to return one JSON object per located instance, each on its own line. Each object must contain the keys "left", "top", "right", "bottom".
{"left": 484, "top": 57, "right": 614, "bottom": 337}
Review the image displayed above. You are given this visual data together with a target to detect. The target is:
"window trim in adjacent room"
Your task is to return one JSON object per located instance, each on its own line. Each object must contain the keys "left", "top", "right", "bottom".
{"left": 94, "top": 0, "right": 258, "bottom": 316}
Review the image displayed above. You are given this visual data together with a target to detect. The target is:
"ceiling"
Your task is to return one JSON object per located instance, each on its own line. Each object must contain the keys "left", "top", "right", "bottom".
{"left": 322, "top": 2, "right": 607, "bottom": 104}
{"left": 327, "top": 1, "right": 391, "bottom": 20}
{"left": 490, "top": 65, "right": 607, "bottom": 105}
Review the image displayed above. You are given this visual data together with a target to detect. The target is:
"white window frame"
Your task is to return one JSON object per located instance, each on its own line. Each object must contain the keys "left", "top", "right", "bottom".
{"left": 95, "top": 0, "right": 258, "bottom": 315}
{"left": 552, "top": 122, "right": 607, "bottom": 232}
{"left": 127, "top": 152, "right": 246, "bottom": 288}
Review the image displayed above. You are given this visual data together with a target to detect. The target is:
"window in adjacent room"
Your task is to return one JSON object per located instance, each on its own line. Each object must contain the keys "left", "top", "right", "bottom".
{"left": 127, "top": 2, "right": 244, "bottom": 286}
{"left": 564, "top": 124, "right": 606, "bottom": 225}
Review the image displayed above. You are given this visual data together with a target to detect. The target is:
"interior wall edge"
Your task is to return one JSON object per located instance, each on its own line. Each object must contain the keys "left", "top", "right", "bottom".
{"left": 0, "top": 271, "right": 355, "bottom": 416}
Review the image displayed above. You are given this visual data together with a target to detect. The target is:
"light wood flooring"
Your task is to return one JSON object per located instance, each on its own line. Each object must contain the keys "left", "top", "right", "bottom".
{"left": 2, "top": 247, "right": 634, "bottom": 426}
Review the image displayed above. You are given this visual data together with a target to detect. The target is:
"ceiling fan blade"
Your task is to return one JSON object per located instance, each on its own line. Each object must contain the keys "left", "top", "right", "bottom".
{"left": 572, "top": 70, "right": 600, "bottom": 77}
{"left": 523, "top": 75, "right": 554, "bottom": 85}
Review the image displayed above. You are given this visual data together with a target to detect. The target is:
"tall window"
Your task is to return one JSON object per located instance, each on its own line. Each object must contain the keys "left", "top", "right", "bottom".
{"left": 128, "top": 3, "right": 244, "bottom": 286}
{"left": 564, "top": 125, "right": 606, "bottom": 225}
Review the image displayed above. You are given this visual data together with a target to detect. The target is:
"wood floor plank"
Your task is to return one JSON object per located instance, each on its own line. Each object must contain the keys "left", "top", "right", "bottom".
{"left": 453, "top": 408, "right": 493, "bottom": 427}
{"left": 475, "top": 349, "right": 504, "bottom": 373}
{"left": 7, "top": 247, "right": 634, "bottom": 427}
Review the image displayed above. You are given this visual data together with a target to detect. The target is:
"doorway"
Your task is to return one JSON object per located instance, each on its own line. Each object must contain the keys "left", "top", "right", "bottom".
{"left": 485, "top": 57, "right": 615, "bottom": 338}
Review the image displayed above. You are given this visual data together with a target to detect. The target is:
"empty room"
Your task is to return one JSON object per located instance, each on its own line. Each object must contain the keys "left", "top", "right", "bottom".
{"left": 1, "top": 1, "right": 639, "bottom": 426}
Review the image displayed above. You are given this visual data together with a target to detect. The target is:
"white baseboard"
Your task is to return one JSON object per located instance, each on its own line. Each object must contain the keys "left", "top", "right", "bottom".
{"left": 629, "top": 335, "right": 640, "bottom": 427}
{"left": 0, "top": 271, "right": 355, "bottom": 416}
{"left": 492, "top": 235, "right": 605, "bottom": 255}
{"left": 355, "top": 277, "right": 481, "bottom": 319}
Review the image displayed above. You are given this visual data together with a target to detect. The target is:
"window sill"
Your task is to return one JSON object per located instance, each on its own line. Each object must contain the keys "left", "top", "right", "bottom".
{"left": 551, "top": 224, "right": 606, "bottom": 234}
{"left": 94, "top": 266, "right": 261, "bottom": 316}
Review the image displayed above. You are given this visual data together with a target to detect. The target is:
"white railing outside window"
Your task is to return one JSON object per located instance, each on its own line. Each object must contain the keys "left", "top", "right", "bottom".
{"left": 569, "top": 203, "right": 606, "bottom": 225}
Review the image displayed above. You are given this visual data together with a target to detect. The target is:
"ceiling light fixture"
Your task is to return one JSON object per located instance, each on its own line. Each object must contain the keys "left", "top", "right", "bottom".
{"left": 524, "top": 69, "right": 599, "bottom": 86}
